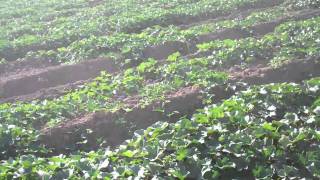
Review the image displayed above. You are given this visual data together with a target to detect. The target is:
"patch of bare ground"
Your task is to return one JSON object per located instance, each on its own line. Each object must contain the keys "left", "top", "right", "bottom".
{"left": 39, "top": 86, "right": 207, "bottom": 153}
{"left": 0, "top": 59, "right": 56, "bottom": 78}
{"left": 87, "top": 0, "right": 104, "bottom": 7}
{"left": 229, "top": 57, "right": 320, "bottom": 84}
{"left": 0, "top": 58, "right": 119, "bottom": 100}
{"left": 39, "top": 57, "right": 320, "bottom": 154}
{"left": 0, "top": 79, "right": 90, "bottom": 104}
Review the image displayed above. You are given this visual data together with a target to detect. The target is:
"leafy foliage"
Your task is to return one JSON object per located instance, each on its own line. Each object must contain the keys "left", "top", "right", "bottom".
{"left": 0, "top": 9, "right": 320, "bottom": 161}
{"left": 0, "top": 79, "right": 319, "bottom": 179}
{"left": 0, "top": 0, "right": 314, "bottom": 63}
{"left": 0, "top": 0, "right": 319, "bottom": 179}
{"left": 197, "top": 16, "right": 320, "bottom": 67}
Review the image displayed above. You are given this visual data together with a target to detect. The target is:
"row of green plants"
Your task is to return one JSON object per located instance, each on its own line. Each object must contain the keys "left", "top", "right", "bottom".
{"left": 26, "top": 3, "right": 288, "bottom": 64}
{"left": 2, "top": 0, "right": 319, "bottom": 64}
{"left": 197, "top": 15, "right": 320, "bottom": 67}
{"left": 284, "top": 0, "right": 320, "bottom": 10}
{"left": 0, "top": 78, "right": 319, "bottom": 179}
{"left": 0, "top": 0, "right": 275, "bottom": 61}
{"left": 0, "top": 56, "right": 221, "bottom": 159}
{"left": 0, "top": 52, "right": 229, "bottom": 159}
{"left": 0, "top": 15, "right": 319, "bottom": 159}
{"left": 0, "top": 0, "right": 88, "bottom": 21}
{"left": 17, "top": 0, "right": 319, "bottom": 65}
{"left": 0, "top": 0, "right": 90, "bottom": 50}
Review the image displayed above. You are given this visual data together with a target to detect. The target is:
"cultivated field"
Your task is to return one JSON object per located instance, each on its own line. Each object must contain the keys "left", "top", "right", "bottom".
{"left": 0, "top": 0, "right": 320, "bottom": 179}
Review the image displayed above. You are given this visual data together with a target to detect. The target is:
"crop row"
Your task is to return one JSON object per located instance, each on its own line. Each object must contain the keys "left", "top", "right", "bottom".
{"left": 25, "top": 3, "right": 289, "bottom": 64}
{"left": 0, "top": 4, "right": 317, "bottom": 101}
{"left": 0, "top": 53, "right": 229, "bottom": 159}
{"left": 1, "top": 0, "right": 282, "bottom": 62}
{"left": 0, "top": 77, "right": 319, "bottom": 179}
{"left": 12, "top": 0, "right": 319, "bottom": 66}
{"left": 0, "top": 0, "right": 88, "bottom": 21}
{"left": 2, "top": 0, "right": 319, "bottom": 64}
{"left": 0, "top": 16, "right": 319, "bottom": 159}
{"left": 197, "top": 15, "right": 320, "bottom": 67}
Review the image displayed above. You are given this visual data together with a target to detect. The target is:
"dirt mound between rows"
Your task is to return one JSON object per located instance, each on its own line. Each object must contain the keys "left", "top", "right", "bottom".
{"left": 230, "top": 57, "right": 320, "bottom": 84}
{"left": 40, "top": 86, "right": 205, "bottom": 153}
{"left": 0, "top": 58, "right": 119, "bottom": 99}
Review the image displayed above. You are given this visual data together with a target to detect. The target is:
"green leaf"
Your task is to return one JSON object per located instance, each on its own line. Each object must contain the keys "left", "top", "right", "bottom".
{"left": 209, "top": 107, "right": 224, "bottom": 119}
{"left": 167, "top": 52, "right": 181, "bottom": 62}
{"left": 293, "top": 132, "right": 307, "bottom": 143}
{"left": 223, "top": 39, "right": 236, "bottom": 47}
{"left": 313, "top": 106, "right": 320, "bottom": 115}
{"left": 176, "top": 148, "right": 188, "bottom": 161}
{"left": 169, "top": 168, "right": 189, "bottom": 180}
{"left": 99, "top": 159, "right": 109, "bottom": 170}
{"left": 121, "top": 150, "right": 135, "bottom": 158}
{"left": 262, "top": 123, "right": 276, "bottom": 131}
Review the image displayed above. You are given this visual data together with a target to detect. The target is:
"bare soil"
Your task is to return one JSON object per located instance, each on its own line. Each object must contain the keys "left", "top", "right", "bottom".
{"left": 0, "top": 59, "right": 56, "bottom": 78}
{"left": 0, "top": 58, "right": 119, "bottom": 99}
{"left": 40, "top": 86, "right": 204, "bottom": 153}
{"left": 0, "top": 79, "right": 89, "bottom": 104}
{"left": 230, "top": 57, "right": 320, "bottom": 85}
